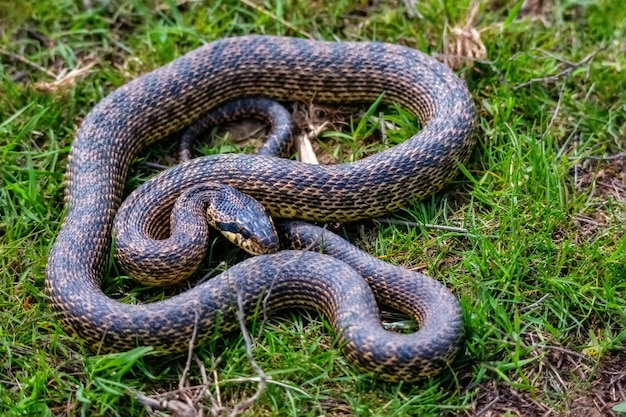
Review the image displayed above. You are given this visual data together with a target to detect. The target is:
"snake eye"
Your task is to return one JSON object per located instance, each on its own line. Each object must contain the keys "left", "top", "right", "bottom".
{"left": 216, "top": 221, "right": 251, "bottom": 239}
{"left": 216, "top": 221, "right": 239, "bottom": 234}
{"left": 238, "top": 227, "right": 252, "bottom": 239}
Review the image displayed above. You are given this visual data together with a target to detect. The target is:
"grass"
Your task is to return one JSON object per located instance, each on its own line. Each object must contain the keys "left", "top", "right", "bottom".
{"left": 1, "top": 0, "right": 625, "bottom": 415}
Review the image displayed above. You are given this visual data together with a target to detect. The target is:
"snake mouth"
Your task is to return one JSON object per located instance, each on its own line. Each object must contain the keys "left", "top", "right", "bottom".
{"left": 218, "top": 227, "right": 280, "bottom": 255}
{"left": 245, "top": 236, "right": 280, "bottom": 255}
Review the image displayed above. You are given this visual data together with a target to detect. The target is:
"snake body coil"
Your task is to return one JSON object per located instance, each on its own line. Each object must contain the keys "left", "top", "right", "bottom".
{"left": 45, "top": 35, "right": 475, "bottom": 381}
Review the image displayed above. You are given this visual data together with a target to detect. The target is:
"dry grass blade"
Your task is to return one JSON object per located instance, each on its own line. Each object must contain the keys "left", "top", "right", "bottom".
{"left": 34, "top": 60, "right": 97, "bottom": 93}
{"left": 513, "top": 49, "right": 604, "bottom": 89}
{"left": 442, "top": 2, "right": 487, "bottom": 69}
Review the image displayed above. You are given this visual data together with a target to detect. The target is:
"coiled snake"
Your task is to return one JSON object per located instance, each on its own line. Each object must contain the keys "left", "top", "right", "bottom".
{"left": 45, "top": 35, "right": 475, "bottom": 381}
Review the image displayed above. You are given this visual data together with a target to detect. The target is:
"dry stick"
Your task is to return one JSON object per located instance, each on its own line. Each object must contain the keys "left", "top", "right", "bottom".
{"left": 180, "top": 311, "right": 201, "bottom": 392}
{"left": 194, "top": 355, "right": 214, "bottom": 406}
{"left": 156, "top": 0, "right": 198, "bottom": 11}
{"left": 135, "top": 393, "right": 184, "bottom": 416}
{"left": 473, "top": 396, "right": 501, "bottom": 417}
{"left": 575, "top": 151, "right": 626, "bottom": 161}
{"left": 194, "top": 354, "right": 220, "bottom": 411}
{"left": 565, "top": 354, "right": 588, "bottom": 380}
{"left": 135, "top": 393, "right": 197, "bottom": 417}
{"left": 143, "top": 161, "right": 171, "bottom": 170}
{"left": 537, "top": 49, "right": 582, "bottom": 67}
{"left": 491, "top": 326, "right": 591, "bottom": 363}
{"left": 374, "top": 217, "right": 469, "bottom": 234}
{"left": 402, "top": 0, "right": 424, "bottom": 19}
{"left": 573, "top": 215, "right": 601, "bottom": 227}
{"left": 379, "top": 113, "right": 388, "bottom": 145}
{"left": 216, "top": 376, "right": 310, "bottom": 397}
{"left": 544, "top": 360, "right": 569, "bottom": 393}
{"left": 34, "top": 61, "right": 96, "bottom": 93}
{"left": 617, "top": 379, "right": 626, "bottom": 400}
{"left": 225, "top": 281, "right": 268, "bottom": 417}
{"left": 372, "top": 112, "right": 390, "bottom": 146}
{"left": 212, "top": 367, "right": 223, "bottom": 411}
{"left": 513, "top": 48, "right": 604, "bottom": 90}
{"left": 0, "top": 50, "right": 57, "bottom": 78}
{"left": 519, "top": 293, "right": 551, "bottom": 312}
{"left": 532, "top": 344, "right": 591, "bottom": 362}
{"left": 572, "top": 215, "right": 604, "bottom": 227}
{"left": 541, "top": 81, "right": 567, "bottom": 139}
{"left": 0, "top": 379, "right": 17, "bottom": 386}
{"left": 238, "top": 0, "right": 314, "bottom": 39}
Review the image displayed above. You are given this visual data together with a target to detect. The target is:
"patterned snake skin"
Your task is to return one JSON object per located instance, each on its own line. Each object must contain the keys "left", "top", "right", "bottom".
{"left": 45, "top": 35, "right": 476, "bottom": 381}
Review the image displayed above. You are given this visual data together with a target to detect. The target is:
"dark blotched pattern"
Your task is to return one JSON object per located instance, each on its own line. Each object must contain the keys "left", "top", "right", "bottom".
{"left": 46, "top": 35, "right": 475, "bottom": 381}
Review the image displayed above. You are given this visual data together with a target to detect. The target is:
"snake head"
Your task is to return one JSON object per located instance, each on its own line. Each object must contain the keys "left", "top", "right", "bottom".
{"left": 207, "top": 185, "right": 279, "bottom": 256}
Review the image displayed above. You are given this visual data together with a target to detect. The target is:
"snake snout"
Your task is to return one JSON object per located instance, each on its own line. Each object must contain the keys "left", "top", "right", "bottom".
{"left": 218, "top": 223, "right": 279, "bottom": 256}
{"left": 240, "top": 232, "right": 280, "bottom": 255}
{"left": 209, "top": 185, "right": 279, "bottom": 256}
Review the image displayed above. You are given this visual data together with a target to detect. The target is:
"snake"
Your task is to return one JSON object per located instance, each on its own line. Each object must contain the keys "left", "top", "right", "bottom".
{"left": 179, "top": 97, "right": 294, "bottom": 161}
{"left": 45, "top": 35, "right": 476, "bottom": 381}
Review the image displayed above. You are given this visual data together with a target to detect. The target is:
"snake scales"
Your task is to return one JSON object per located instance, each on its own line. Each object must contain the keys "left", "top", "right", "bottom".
{"left": 45, "top": 35, "right": 475, "bottom": 381}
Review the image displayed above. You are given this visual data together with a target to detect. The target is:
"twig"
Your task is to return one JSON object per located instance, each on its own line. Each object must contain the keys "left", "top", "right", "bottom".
{"left": 572, "top": 151, "right": 626, "bottom": 162}
{"left": 374, "top": 217, "right": 469, "bottom": 234}
{"left": 474, "top": 395, "right": 500, "bottom": 417}
{"left": 142, "top": 161, "right": 171, "bottom": 170}
{"left": 225, "top": 283, "right": 268, "bottom": 417}
{"left": 211, "top": 366, "right": 223, "bottom": 411}
{"left": 541, "top": 81, "right": 567, "bottom": 139}
{"left": 216, "top": 376, "right": 310, "bottom": 397}
{"left": 180, "top": 310, "right": 200, "bottom": 393}
{"left": 573, "top": 215, "right": 600, "bottom": 227}
{"left": 519, "top": 293, "right": 551, "bottom": 312}
{"left": 536, "top": 49, "right": 580, "bottom": 67}
{"left": 136, "top": 393, "right": 198, "bottom": 417}
{"left": 35, "top": 61, "right": 97, "bottom": 93}
{"left": 157, "top": 0, "right": 199, "bottom": 11}
{"left": 238, "top": 0, "right": 314, "bottom": 39}
{"left": 196, "top": 355, "right": 221, "bottom": 410}
{"left": 0, "top": 50, "right": 57, "bottom": 78}
{"left": 544, "top": 359, "right": 568, "bottom": 393}
{"left": 0, "top": 379, "right": 17, "bottom": 386}
{"left": 402, "top": 0, "right": 424, "bottom": 19}
{"left": 513, "top": 49, "right": 604, "bottom": 90}
{"left": 533, "top": 344, "right": 591, "bottom": 361}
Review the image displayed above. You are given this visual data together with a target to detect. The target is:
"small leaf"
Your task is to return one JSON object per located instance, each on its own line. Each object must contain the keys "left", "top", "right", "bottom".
{"left": 613, "top": 401, "right": 626, "bottom": 413}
